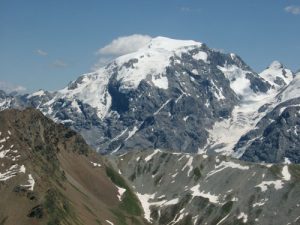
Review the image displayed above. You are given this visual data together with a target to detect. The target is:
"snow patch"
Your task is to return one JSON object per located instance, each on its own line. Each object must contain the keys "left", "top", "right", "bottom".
{"left": 193, "top": 51, "right": 208, "bottom": 63}
{"left": 190, "top": 184, "right": 221, "bottom": 204}
{"left": 282, "top": 165, "right": 291, "bottom": 181}
{"left": 0, "top": 164, "right": 26, "bottom": 182}
{"left": 253, "top": 198, "right": 268, "bottom": 207}
{"left": 181, "top": 156, "right": 193, "bottom": 176}
{"left": 255, "top": 180, "right": 283, "bottom": 192}
{"left": 164, "top": 198, "right": 180, "bottom": 206}
{"left": 110, "top": 128, "right": 128, "bottom": 142}
{"left": 152, "top": 75, "right": 168, "bottom": 89}
{"left": 20, "top": 165, "right": 26, "bottom": 173}
{"left": 21, "top": 174, "right": 35, "bottom": 191}
{"left": 90, "top": 162, "right": 101, "bottom": 167}
{"left": 71, "top": 100, "right": 81, "bottom": 112}
{"left": 206, "top": 161, "right": 249, "bottom": 179}
{"left": 105, "top": 220, "right": 114, "bottom": 225}
{"left": 135, "top": 191, "right": 181, "bottom": 222}
{"left": 211, "top": 80, "right": 225, "bottom": 100}
{"left": 0, "top": 149, "right": 10, "bottom": 158}
{"left": 125, "top": 126, "right": 139, "bottom": 141}
{"left": 237, "top": 212, "right": 248, "bottom": 223}
{"left": 284, "top": 157, "right": 292, "bottom": 164}
{"left": 135, "top": 193, "right": 155, "bottom": 222}
{"left": 171, "top": 172, "right": 178, "bottom": 178}
{"left": 218, "top": 64, "right": 253, "bottom": 99}
{"left": 154, "top": 99, "right": 171, "bottom": 115}
{"left": 183, "top": 116, "right": 189, "bottom": 122}
{"left": 216, "top": 213, "right": 231, "bottom": 225}
{"left": 116, "top": 185, "right": 126, "bottom": 201}
{"left": 145, "top": 149, "right": 161, "bottom": 162}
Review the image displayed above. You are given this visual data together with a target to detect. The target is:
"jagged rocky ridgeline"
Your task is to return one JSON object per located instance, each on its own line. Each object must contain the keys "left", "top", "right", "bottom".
{"left": 0, "top": 37, "right": 300, "bottom": 163}
{"left": 0, "top": 108, "right": 148, "bottom": 225}
{"left": 111, "top": 149, "right": 300, "bottom": 225}
{"left": 2, "top": 108, "right": 300, "bottom": 225}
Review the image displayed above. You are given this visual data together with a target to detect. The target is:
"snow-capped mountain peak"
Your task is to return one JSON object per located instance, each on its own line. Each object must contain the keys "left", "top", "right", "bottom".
{"left": 268, "top": 60, "right": 283, "bottom": 70}
{"left": 27, "top": 37, "right": 209, "bottom": 120}
{"left": 3, "top": 36, "right": 295, "bottom": 162}
{"left": 260, "top": 60, "right": 293, "bottom": 89}
{"left": 145, "top": 36, "right": 202, "bottom": 51}
{"left": 113, "top": 36, "right": 207, "bottom": 91}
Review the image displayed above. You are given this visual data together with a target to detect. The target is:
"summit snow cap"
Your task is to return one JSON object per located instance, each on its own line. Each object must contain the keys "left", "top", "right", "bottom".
{"left": 268, "top": 60, "right": 283, "bottom": 70}
{"left": 260, "top": 60, "right": 293, "bottom": 89}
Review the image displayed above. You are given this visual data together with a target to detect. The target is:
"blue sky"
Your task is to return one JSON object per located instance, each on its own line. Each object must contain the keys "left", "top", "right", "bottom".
{"left": 0, "top": 0, "right": 300, "bottom": 93}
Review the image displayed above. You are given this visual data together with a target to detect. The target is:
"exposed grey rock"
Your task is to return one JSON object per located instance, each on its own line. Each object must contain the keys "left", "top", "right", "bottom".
{"left": 110, "top": 150, "right": 300, "bottom": 225}
{"left": 1, "top": 37, "right": 299, "bottom": 164}
{"left": 236, "top": 97, "right": 300, "bottom": 163}
{"left": 1, "top": 40, "right": 268, "bottom": 155}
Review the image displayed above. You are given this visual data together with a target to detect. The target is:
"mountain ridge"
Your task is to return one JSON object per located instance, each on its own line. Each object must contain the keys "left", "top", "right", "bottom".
{"left": 2, "top": 108, "right": 300, "bottom": 225}
{"left": 0, "top": 36, "right": 299, "bottom": 163}
{"left": 0, "top": 108, "right": 147, "bottom": 225}
{"left": 111, "top": 149, "right": 300, "bottom": 225}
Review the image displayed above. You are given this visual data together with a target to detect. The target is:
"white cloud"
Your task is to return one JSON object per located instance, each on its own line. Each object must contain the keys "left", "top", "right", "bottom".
{"left": 285, "top": 5, "right": 300, "bottom": 15}
{"left": 0, "top": 81, "right": 27, "bottom": 93}
{"left": 180, "top": 7, "right": 192, "bottom": 12}
{"left": 97, "top": 34, "right": 152, "bottom": 56}
{"left": 91, "top": 56, "right": 113, "bottom": 70}
{"left": 179, "top": 6, "right": 201, "bottom": 13}
{"left": 93, "top": 34, "right": 152, "bottom": 70}
{"left": 36, "top": 49, "right": 48, "bottom": 56}
{"left": 212, "top": 48, "right": 225, "bottom": 53}
{"left": 52, "top": 60, "right": 68, "bottom": 68}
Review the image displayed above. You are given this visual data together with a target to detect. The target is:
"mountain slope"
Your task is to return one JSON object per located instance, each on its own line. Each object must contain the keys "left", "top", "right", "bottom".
{"left": 112, "top": 150, "right": 300, "bottom": 225}
{"left": 260, "top": 61, "right": 294, "bottom": 90}
{"left": 196, "top": 61, "right": 300, "bottom": 162}
{"left": 0, "top": 108, "right": 147, "bottom": 225}
{"left": 235, "top": 72, "right": 300, "bottom": 163}
{"left": 1, "top": 37, "right": 300, "bottom": 163}
{"left": 2, "top": 110, "right": 300, "bottom": 225}
{"left": 0, "top": 37, "right": 271, "bottom": 156}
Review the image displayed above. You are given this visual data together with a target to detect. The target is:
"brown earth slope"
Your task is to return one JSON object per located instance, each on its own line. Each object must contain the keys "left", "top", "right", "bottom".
{"left": 0, "top": 108, "right": 147, "bottom": 225}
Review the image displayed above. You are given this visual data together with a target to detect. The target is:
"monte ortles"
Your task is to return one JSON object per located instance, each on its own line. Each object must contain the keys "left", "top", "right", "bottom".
{"left": 1, "top": 37, "right": 300, "bottom": 225}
